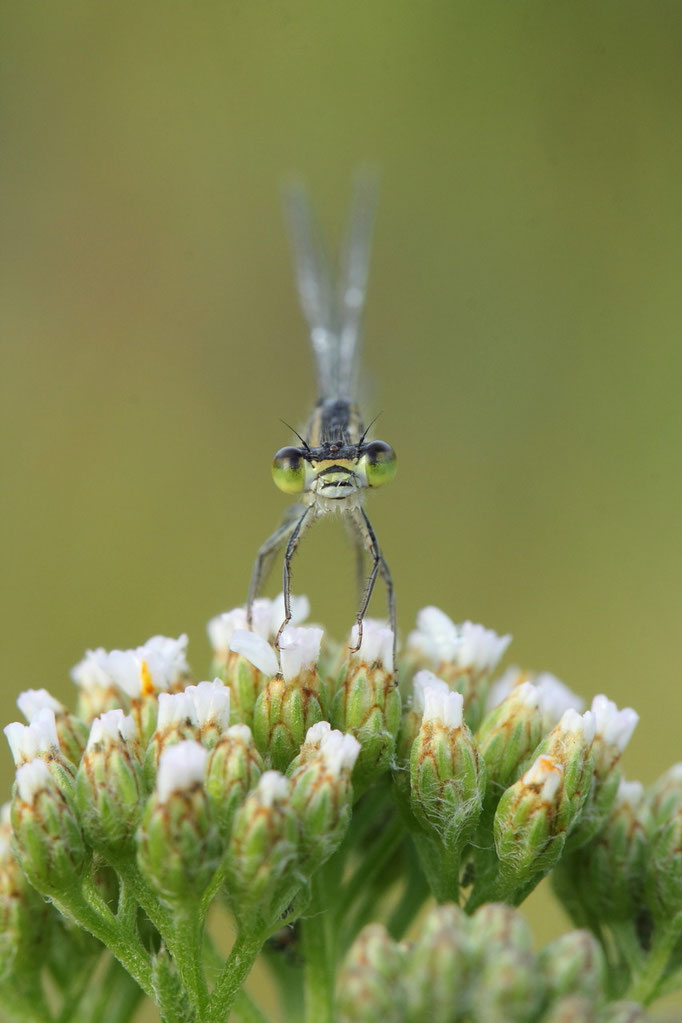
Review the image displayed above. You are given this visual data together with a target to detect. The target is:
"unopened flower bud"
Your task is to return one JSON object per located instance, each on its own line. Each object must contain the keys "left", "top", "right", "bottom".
{"left": 539, "top": 930, "right": 606, "bottom": 1006}
{"left": 529, "top": 708, "right": 596, "bottom": 834}
{"left": 71, "top": 648, "right": 124, "bottom": 724}
{"left": 410, "top": 686, "right": 484, "bottom": 854}
{"left": 488, "top": 668, "right": 584, "bottom": 732}
{"left": 554, "top": 779, "right": 647, "bottom": 926}
{"left": 11, "top": 759, "right": 86, "bottom": 895}
{"left": 337, "top": 923, "right": 407, "bottom": 1023}
{"left": 0, "top": 803, "right": 49, "bottom": 980}
{"left": 397, "top": 670, "right": 446, "bottom": 764}
{"left": 224, "top": 771, "right": 300, "bottom": 929}
{"left": 332, "top": 621, "right": 401, "bottom": 793}
{"left": 252, "top": 628, "right": 326, "bottom": 771}
{"left": 468, "top": 903, "right": 544, "bottom": 1022}
{"left": 205, "top": 724, "right": 263, "bottom": 838}
{"left": 145, "top": 691, "right": 199, "bottom": 782}
{"left": 643, "top": 765, "right": 682, "bottom": 923}
{"left": 404, "top": 904, "right": 471, "bottom": 1022}
{"left": 17, "top": 689, "right": 88, "bottom": 767}
{"left": 75, "top": 710, "right": 145, "bottom": 853}
{"left": 286, "top": 720, "right": 333, "bottom": 772}
{"left": 494, "top": 755, "right": 566, "bottom": 895}
{"left": 566, "top": 695, "right": 638, "bottom": 853}
{"left": 477, "top": 681, "right": 543, "bottom": 799}
{"left": 4, "top": 708, "right": 74, "bottom": 793}
{"left": 185, "top": 679, "right": 231, "bottom": 749}
{"left": 289, "top": 726, "right": 360, "bottom": 869}
{"left": 137, "top": 741, "right": 220, "bottom": 906}
{"left": 406, "top": 608, "right": 511, "bottom": 730}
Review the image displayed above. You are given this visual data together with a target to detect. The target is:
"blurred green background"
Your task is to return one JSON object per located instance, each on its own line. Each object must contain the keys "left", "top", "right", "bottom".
{"left": 2, "top": 2, "right": 682, "bottom": 1019}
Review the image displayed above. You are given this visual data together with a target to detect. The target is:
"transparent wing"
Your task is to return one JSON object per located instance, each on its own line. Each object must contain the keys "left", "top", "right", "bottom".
{"left": 283, "top": 182, "right": 339, "bottom": 400}
{"left": 337, "top": 171, "right": 379, "bottom": 400}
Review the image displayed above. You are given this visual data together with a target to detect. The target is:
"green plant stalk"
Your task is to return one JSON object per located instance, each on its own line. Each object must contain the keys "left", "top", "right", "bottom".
{"left": 205, "top": 930, "right": 265, "bottom": 1023}
{"left": 302, "top": 875, "right": 335, "bottom": 1023}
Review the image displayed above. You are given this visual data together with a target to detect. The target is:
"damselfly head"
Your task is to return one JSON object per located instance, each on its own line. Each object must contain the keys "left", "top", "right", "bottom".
{"left": 271, "top": 439, "right": 396, "bottom": 498}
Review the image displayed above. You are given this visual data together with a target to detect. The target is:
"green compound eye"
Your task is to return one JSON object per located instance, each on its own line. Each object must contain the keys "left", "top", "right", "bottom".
{"left": 361, "top": 440, "right": 397, "bottom": 488}
{"left": 272, "top": 446, "right": 307, "bottom": 494}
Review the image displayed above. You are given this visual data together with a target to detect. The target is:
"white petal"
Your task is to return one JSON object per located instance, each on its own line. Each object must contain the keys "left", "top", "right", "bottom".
{"left": 88, "top": 709, "right": 137, "bottom": 748}
{"left": 4, "top": 708, "right": 59, "bottom": 765}
{"left": 319, "top": 730, "right": 361, "bottom": 774}
{"left": 229, "top": 630, "right": 279, "bottom": 678}
{"left": 522, "top": 756, "right": 563, "bottom": 801}
{"left": 156, "top": 692, "right": 197, "bottom": 731}
{"left": 207, "top": 608, "right": 248, "bottom": 653}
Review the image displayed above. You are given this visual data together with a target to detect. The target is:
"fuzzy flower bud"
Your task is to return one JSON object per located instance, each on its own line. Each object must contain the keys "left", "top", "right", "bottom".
{"left": 0, "top": 803, "right": 49, "bottom": 981}
{"left": 539, "top": 930, "right": 606, "bottom": 1007}
{"left": 17, "top": 689, "right": 89, "bottom": 767}
{"left": 145, "top": 691, "right": 199, "bottom": 781}
{"left": 566, "top": 696, "right": 639, "bottom": 852}
{"left": 332, "top": 621, "right": 401, "bottom": 794}
{"left": 4, "top": 708, "right": 74, "bottom": 794}
{"left": 75, "top": 710, "right": 144, "bottom": 853}
{"left": 225, "top": 630, "right": 278, "bottom": 727}
{"left": 643, "top": 765, "right": 682, "bottom": 923}
{"left": 337, "top": 924, "right": 407, "bottom": 1023}
{"left": 467, "top": 903, "right": 545, "bottom": 1022}
{"left": 70, "top": 648, "right": 124, "bottom": 723}
{"left": 477, "top": 681, "right": 544, "bottom": 800}
{"left": 407, "top": 608, "right": 511, "bottom": 730}
{"left": 289, "top": 725, "right": 360, "bottom": 869}
{"left": 493, "top": 755, "right": 567, "bottom": 896}
{"left": 136, "top": 741, "right": 220, "bottom": 906}
{"left": 404, "top": 904, "right": 472, "bottom": 1022}
{"left": 410, "top": 685, "right": 484, "bottom": 855}
{"left": 224, "top": 771, "right": 300, "bottom": 930}
{"left": 252, "top": 628, "right": 327, "bottom": 771}
{"left": 185, "top": 679, "right": 231, "bottom": 748}
{"left": 11, "top": 759, "right": 86, "bottom": 896}
{"left": 528, "top": 708, "right": 596, "bottom": 835}
{"left": 487, "top": 668, "right": 584, "bottom": 731}
{"left": 205, "top": 724, "right": 264, "bottom": 838}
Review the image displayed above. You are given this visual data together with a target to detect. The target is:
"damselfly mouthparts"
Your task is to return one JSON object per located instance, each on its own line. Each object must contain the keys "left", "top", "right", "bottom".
{"left": 247, "top": 177, "right": 397, "bottom": 651}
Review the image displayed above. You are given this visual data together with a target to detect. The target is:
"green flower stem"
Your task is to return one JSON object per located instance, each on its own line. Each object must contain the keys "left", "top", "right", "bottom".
{"left": 108, "top": 855, "right": 205, "bottom": 1011}
{"left": 205, "top": 930, "right": 265, "bottom": 1023}
{"left": 302, "top": 876, "right": 335, "bottom": 1023}
{"left": 50, "top": 890, "right": 153, "bottom": 1000}
{"left": 412, "top": 831, "right": 460, "bottom": 904}
{"left": 626, "top": 914, "right": 682, "bottom": 1005}
{"left": 173, "top": 908, "right": 208, "bottom": 1013}
{"left": 386, "top": 862, "right": 430, "bottom": 939}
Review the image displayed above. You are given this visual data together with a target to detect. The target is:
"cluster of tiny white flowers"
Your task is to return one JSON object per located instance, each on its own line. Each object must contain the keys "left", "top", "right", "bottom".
{"left": 421, "top": 685, "right": 464, "bottom": 730}
{"left": 4, "top": 708, "right": 60, "bottom": 766}
{"left": 207, "top": 593, "right": 310, "bottom": 655}
{"left": 87, "top": 709, "right": 138, "bottom": 749}
{"left": 71, "top": 635, "right": 189, "bottom": 700}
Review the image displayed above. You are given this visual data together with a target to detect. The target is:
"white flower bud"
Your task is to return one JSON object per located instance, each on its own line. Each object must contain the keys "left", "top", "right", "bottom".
{"left": 87, "top": 709, "right": 138, "bottom": 749}
{"left": 319, "top": 730, "right": 361, "bottom": 775}
{"left": 256, "top": 770, "right": 289, "bottom": 807}
{"left": 278, "top": 626, "right": 323, "bottom": 682}
{"left": 17, "top": 689, "right": 64, "bottom": 722}
{"left": 4, "top": 708, "right": 60, "bottom": 765}
{"left": 15, "top": 759, "right": 53, "bottom": 803}
{"left": 156, "top": 741, "right": 207, "bottom": 804}
{"left": 412, "top": 670, "right": 449, "bottom": 716}
{"left": 350, "top": 619, "right": 394, "bottom": 674}
{"left": 522, "top": 755, "right": 564, "bottom": 802}
{"left": 422, "top": 686, "right": 464, "bottom": 730}
{"left": 590, "top": 695, "right": 639, "bottom": 754}
{"left": 185, "top": 680, "right": 231, "bottom": 732}
{"left": 70, "top": 648, "right": 112, "bottom": 691}
{"left": 156, "top": 692, "right": 198, "bottom": 732}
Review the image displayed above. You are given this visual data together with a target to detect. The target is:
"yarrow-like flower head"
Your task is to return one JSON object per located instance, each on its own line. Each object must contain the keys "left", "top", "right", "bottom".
{"left": 350, "top": 619, "right": 394, "bottom": 674}
{"left": 156, "top": 741, "right": 208, "bottom": 804}
{"left": 407, "top": 607, "right": 511, "bottom": 676}
{"left": 207, "top": 594, "right": 310, "bottom": 655}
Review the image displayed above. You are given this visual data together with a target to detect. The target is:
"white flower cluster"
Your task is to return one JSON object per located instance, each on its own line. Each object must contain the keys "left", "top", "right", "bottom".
{"left": 207, "top": 593, "right": 310, "bottom": 655}
{"left": 155, "top": 679, "right": 231, "bottom": 733}
{"left": 350, "top": 619, "right": 394, "bottom": 674}
{"left": 228, "top": 625, "right": 324, "bottom": 683}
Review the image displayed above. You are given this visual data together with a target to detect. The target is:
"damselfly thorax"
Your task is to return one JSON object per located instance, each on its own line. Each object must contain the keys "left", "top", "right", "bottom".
{"left": 247, "top": 179, "right": 397, "bottom": 651}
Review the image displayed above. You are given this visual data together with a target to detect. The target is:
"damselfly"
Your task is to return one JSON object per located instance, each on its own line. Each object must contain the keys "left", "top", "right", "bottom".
{"left": 247, "top": 177, "right": 397, "bottom": 651}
